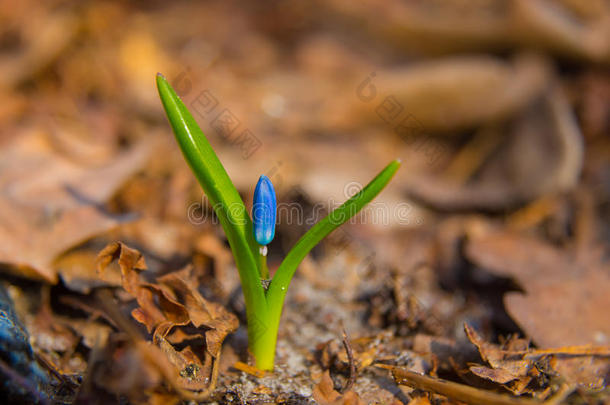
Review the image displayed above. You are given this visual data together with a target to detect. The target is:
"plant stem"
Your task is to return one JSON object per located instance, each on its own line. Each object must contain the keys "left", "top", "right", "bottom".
{"left": 248, "top": 313, "right": 277, "bottom": 371}
{"left": 259, "top": 247, "right": 270, "bottom": 281}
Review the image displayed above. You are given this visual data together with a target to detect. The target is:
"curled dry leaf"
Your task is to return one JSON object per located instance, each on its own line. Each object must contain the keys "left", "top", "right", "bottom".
{"left": 465, "top": 228, "right": 610, "bottom": 389}
{"left": 96, "top": 241, "right": 148, "bottom": 297}
{"left": 54, "top": 249, "right": 123, "bottom": 294}
{"left": 464, "top": 323, "right": 537, "bottom": 395}
{"left": 312, "top": 370, "right": 364, "bottom": 405}
{"left": 318, "top": 335, "right": 381, "bottom": 373}
{"left": 96, "top": 241, "right": 238, "bottom": 392}
{"left": 465, "top": 321, "right": 610, "bottom": 391}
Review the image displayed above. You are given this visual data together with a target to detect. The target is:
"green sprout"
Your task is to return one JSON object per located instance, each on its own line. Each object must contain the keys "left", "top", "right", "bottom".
{"left": 156, "top": 73, "right": 401, "bottom": 370}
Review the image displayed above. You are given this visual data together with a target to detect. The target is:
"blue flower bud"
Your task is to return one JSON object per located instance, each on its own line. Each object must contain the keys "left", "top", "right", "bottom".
{"left": 252, "top": 175, "right": 277, "bottom": 246}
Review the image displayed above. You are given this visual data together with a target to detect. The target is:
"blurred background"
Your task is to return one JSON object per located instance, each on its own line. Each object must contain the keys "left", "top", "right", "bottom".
{"left": 0, "top": 0, "right": 608, "bottom": 403}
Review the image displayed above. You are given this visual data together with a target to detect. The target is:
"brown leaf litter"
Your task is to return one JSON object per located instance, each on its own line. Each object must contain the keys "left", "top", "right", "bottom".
{"left": 403, "top": 86, "right": 583, "bottom": 211}
{"left": 96, "top": 241, "right": 238, "bottom": 398}
{"left": 465, "top": 226, "right": 610, "bottom": 392}
{"left": 381, "top": 362, "right": 575, "bottom": 405}
{"left": 313, "top": 369, "right": 365, "bottom": 405}
{"left": 0, "top": 0, "right": 609, "bottom": 402}
{"left": 465, "top": 227, "right": 610, "bottom": 349}
{"left": 0, "top": 130, "right": 152, "bottom": 282}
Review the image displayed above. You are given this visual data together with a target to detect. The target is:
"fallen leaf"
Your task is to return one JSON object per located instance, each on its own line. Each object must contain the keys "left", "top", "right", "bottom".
{"left": 404, "top": 88, "right": 583, "bottom": 211}
{"left": 465, "top": 310, "right": 610, "bottom": 390}
{"left": 469, "top": 365, "right": 521, "bottom": 385}
{"left": 351, "top": 53, "right": 551, "bottom": 133}
{"left": 312, "top": 370, "right": 364, "bottom": 405}
{"left": 464, "top": 324, "right": 537, "bottom": 394}
{"left": 324, "top": 0, "right": 610, "bottom": 62}
{"left": 0, "top": 130, "right": 151, "bottom": 282}
{"left": 465, "top": 229, "right": 610, "bottom": 348}
{"left": 318, "top": 334, "right": 382, "bottom": 373}
{"left": 55, "top": 249, "right": 123, "bottom": 294}
{"left": 96, "top": 241, "right": 238, "bottom": 392}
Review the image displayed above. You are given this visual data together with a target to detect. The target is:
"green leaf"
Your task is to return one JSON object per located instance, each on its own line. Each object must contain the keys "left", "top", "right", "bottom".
{"left": 155, "top": 73, "right": 266, "bottom": 315}
{"left": 266, "top": 159, "right": 401, "bottom": 313}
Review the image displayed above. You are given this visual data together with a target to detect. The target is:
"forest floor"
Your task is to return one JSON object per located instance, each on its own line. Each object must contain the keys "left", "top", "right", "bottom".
{"left": 0, "top": 0, "right": 609, "bottom": 403}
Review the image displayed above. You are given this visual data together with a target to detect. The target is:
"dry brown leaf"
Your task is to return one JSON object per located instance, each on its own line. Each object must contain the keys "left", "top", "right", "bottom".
{"left": 350, "top": 53, "right": 551, "bottom": 133}
{"left": 318, "top": 334, "right": 382, "bottom": 373}
{"left": 97, "top": 241, "right": 149, "bottom": 296}
{"left": 54, "top": 249, "right": 123, "bottom": 293}
{"left": 313, "top": 371, "right": 341, "bottom": 404}
{"left": 324, "top": 0, "right": 610, "bottom": 62}
{"left": 156, "top": 268, "right": 239, "bottom": 357}
{"left": 512, "top": 0, "right": 610, "bottom": 62}
{"left": 504, "top": 271, "right": 610, "bottom": 349}
{"left": 465, "top": 224, "right": 610, "bottom": 390}
{"left": 464, "top": 324, "right": 535, "bottom": 394}
{"left": 0, "top": 130, "right": 151, "bottom": 282}
{"left": 464, "top": 324, "right": 530, "bottom": 375}
{"left": 96, "top": 241, "right": 238, "bottom": 392}
{"left": 469, "top": 365, "right": 522, "bottom": 385}
{"left": 466, "top": 229, "right": 610, "bottom": 348}
{"left": 466, "top": 326, "right": 610, "bottom": 391}
{"left": 312, "top": 370, "right": 364, "bottom": 405}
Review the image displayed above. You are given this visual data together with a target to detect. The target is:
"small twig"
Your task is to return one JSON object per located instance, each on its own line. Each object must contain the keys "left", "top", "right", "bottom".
{"left": 35, "top": 351, "right": 77, "bottom": 389}
{"left": 74, "top": 334, "right": 104, "bottom": 401}
{"left": 58, "top": 295, "right": 118, "bottom": 328}
{"left": 341, "top": 327, "right": 356, "bottom": 393}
